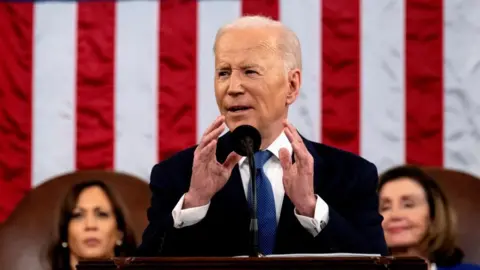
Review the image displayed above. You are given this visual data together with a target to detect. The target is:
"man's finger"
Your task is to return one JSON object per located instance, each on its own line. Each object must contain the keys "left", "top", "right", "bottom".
{"left": 223, "top": 151, "right": 242, "bottom": 171}
{"left": 197, "top": 139, "right": 217, "bottom": 162}
{"left": 284, "top": 122, "right": 302, "bottom": 146}
{"left": 279, "top": 148, "right": 294, "bottom": 191}
{"left": 202, "top": 115, "right": 225, "bottom": 138}
{"left": 197, "top": 116, "right": 225, "bottom": 149}
{"left": 284, "top": 124, "right": 310, "bottom": 166}
{"left": 278, "top": 148, "right": 292, "bottom": 171}
{"left": 284, "top": 120, "right": 303, "bottom": 144}
{"left": 197, "top": 123, "right": 225, "bottom": 150}
{"left": 284, "top": 127, "right": 307, "bottom": 155}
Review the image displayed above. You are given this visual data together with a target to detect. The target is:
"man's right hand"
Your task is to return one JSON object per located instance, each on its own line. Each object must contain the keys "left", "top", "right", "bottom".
{"left": 183, "top": 115, "right": 242, "bottom": 209}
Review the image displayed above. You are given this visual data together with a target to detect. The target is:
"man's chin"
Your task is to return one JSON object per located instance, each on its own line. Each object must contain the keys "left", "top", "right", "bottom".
{"left": 225, "top": 119, "right": 257, "bottom": 132}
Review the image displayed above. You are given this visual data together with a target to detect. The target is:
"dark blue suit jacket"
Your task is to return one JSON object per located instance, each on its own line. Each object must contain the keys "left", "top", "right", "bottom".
{"left": 439, "top": 264, "right": 480, "bottom": 270}
{"left": 137, "top": 132, "right": 388, "bottom": 256}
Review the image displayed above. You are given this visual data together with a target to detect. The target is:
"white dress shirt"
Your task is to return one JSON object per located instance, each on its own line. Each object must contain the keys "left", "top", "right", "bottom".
{"left": 171, "top": 132, "right": 330, "bottom": 237}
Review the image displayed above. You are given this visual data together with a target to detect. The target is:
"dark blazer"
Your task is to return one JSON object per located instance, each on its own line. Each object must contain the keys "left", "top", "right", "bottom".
{"left": 137, "top": 132, "right": 388, "bottom": 257}
{"left": 439, "top": 264, "right": 480, "bottom": 270}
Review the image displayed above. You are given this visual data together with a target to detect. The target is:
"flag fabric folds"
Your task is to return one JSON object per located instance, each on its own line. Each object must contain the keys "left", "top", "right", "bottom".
{"left": 0, "top": 0, "right": 479, "bottom": 222}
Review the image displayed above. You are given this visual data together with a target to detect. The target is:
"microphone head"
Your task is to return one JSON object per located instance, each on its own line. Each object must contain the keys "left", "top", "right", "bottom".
{"left": 231, "top": 125, "right": 261, "bottom": 156}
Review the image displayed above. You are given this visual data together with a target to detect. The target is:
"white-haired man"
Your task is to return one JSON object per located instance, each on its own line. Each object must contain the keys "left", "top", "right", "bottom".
{"left": 137, "top": 16, "right": 387, "bottom": 256}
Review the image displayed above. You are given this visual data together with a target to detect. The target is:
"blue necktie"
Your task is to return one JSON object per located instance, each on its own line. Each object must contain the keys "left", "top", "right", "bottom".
{"left": 248, "top": 150, "right": 277, "bottom": 255}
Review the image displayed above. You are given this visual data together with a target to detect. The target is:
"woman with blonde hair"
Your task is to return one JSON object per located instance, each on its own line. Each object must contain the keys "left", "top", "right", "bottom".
{"left": 378, "top": 165, "right": 479, "bottom": 270}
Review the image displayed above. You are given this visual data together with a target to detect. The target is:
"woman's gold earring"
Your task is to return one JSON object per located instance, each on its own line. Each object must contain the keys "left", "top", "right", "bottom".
{"left": 61, "top": 242, "right": 68, "bottom": 248}
{"left": 116, "top": 239, "right": 122, "bottom": 246}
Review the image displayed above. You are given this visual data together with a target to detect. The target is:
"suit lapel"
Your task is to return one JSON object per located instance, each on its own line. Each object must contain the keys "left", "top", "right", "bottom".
{"left": 221, "top": 165, "right": 250, "bottom": 213}
{"left": 303, "top": 136, "right": 327, "bottom": 194}
{"left": 275, "top": 136, "right": 326, "bottom": 251}
{"left": 215, "top": 132, "right": 250, "bottom": 217}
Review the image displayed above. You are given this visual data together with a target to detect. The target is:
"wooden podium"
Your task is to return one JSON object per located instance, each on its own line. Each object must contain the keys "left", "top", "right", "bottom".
{"left": 77, "top": 256, "right": 428, "bottom": 270}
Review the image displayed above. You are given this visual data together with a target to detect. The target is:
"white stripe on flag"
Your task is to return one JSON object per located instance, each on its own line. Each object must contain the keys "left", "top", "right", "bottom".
{"left": 280, "top": 0, "right": 321, "bottom": 142}
{"left": 115, "top": 0, "right": 159, "bottom": 181}
{"left": 360, "top": 0, "right": 405, "bottom": 173}
{"left": 32, "top": 2, "right": 77, "bottom": 186}
{"left": 443, "top": 0, "right": 480, "bottom": 177}
{"left": 197, "top": 0, "right": 242, "bottom": 140}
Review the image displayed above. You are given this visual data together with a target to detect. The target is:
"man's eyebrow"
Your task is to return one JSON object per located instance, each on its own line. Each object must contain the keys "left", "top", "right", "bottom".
{"left": 241, "top": 63, "right": 265, "bottom": 70}
{"left": 215, "top": 63, "right": 229, "bottom": 69}
{"left": 215, "top": 67, "right": 229, "bottom": 72}
{"left": 215, "top": 64, "right": 264, "bottom": 70}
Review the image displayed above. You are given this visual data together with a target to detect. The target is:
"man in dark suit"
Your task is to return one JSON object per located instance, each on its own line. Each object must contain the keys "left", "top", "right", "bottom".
{"left": 137, "top": 15, "right": 387, "bottom": 257}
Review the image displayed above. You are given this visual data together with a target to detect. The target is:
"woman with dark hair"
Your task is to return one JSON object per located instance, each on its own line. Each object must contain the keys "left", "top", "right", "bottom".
{"left": 378, "top": 165, "right": 480, "bottom": 270}
{"left": 48, "top": 180, "right": 137, "bottom": 270}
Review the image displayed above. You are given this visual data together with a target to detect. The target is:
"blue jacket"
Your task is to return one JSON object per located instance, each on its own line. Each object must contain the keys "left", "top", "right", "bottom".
{"left": 439, "top": 264, "right": 480, "bottom": 270}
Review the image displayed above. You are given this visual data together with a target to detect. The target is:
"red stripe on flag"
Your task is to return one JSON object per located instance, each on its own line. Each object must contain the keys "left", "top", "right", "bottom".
{"left": 158, "top": 0, "right": 198, "bottom": 160}
{"left": 0, "top": 3, "right": 33, "bottom": 222}
{"left": 321, "top": 0, "right": 361, "bottom": 154}
{"left": 405, "top": 0, "right": 443, "bottom": 166}
{"left": 242, "top": 0, "right": 279, "bottom": 19}
{"left": 76, "top": 2, "right": 116, "bottom": 170}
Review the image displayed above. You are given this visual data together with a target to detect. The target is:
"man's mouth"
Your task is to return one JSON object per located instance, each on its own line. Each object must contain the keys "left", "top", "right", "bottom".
{"left": 227, "top": 106, "right": 252, "bottom": 112}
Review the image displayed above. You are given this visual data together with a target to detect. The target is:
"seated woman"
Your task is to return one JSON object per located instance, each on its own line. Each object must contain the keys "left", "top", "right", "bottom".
{"left": 378, "top": 165, "right": 480, "bottom": 270}
{"left": 48, "top": 180, "right": 137, "bottom": 270}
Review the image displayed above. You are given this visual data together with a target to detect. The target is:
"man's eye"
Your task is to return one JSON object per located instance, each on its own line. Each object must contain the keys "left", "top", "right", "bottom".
{"left": 245, "top": 70, "right": 258, "bottom": 75}
{"left": 218, "top": 71, "right": 229, "bottom": 77}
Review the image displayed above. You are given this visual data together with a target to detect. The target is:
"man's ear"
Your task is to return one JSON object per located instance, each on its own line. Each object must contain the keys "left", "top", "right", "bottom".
{"left": 286, "top": 69, "right": 301, "bottom": 105}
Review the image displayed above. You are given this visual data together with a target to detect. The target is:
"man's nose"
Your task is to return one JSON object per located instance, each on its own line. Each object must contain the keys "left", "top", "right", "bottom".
{"left": 227, "top": 71, "right": 245, "bottom": 95}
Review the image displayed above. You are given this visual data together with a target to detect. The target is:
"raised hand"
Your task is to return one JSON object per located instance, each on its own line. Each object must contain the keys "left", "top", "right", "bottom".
{"left": 184, "top": 116, "right": 242, "bottom": 208}
{"left": 278, "top": 120, "right": 317, "bottom": 217}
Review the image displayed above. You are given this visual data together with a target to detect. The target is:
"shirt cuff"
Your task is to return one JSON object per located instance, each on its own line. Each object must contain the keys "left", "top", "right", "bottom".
{"left": 172, "top": 194, "right": 210, "bottom": 228}
{"left": 294, "top": 194, "right": 329, "bottom": 237}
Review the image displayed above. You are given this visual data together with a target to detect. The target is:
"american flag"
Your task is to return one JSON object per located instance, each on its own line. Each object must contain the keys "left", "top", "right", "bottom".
{"left": 0, "top": 0, "right": 479, "bottom": 222}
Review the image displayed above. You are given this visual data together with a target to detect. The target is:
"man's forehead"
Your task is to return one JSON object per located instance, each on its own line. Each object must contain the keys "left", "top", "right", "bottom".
{"left": 215, "top": 47, "right": 277, "bottom": 69}
{"left": 216, "top": 28, "right": 279, "bottom": 52}
{"left": 216, "top": 42, "right": 275, "bottom": 57}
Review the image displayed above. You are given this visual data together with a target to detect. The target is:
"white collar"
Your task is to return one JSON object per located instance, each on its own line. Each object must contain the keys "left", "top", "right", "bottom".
{"left": 239, "top": 131, "right": 292, "bottom": 165}
{"left": 430, "top": 263, "right": 437, "bottom": 270}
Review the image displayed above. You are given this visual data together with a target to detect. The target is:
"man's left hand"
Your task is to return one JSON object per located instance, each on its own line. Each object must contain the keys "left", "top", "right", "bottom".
{"left": 279, "top": 120, "right": 317, "bottom": 217}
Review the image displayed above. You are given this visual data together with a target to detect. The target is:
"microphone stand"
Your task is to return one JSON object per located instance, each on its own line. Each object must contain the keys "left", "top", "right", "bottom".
{"left": 247, "top": 150, "right": 262, "bottom": 257}
{"left": 231, "top": 126, "right": 263, "bottom": 258}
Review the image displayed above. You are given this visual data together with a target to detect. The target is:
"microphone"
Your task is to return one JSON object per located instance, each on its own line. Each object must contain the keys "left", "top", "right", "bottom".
{"left": 231, "top": 125, "right": 262, "bottom": 257}
{"left": 231, "top": 125, "right": 261, "bottom": 156}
